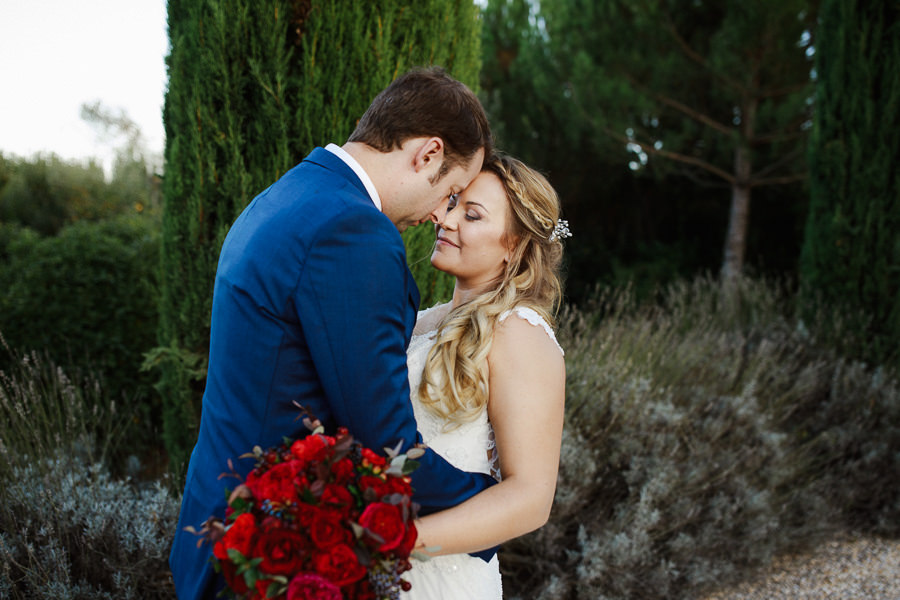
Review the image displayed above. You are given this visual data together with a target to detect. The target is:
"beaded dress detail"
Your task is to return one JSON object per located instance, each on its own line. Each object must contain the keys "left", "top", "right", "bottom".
{"left": 401, "top": 303, "right": 563, "bottom": 600}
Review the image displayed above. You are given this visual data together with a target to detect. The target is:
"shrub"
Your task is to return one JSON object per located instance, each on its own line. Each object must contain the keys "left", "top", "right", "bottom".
{"left": 499, "top": 276, "right": 900, "bottom": 599}
{"left": 0, "top": 456, "right": 179, "bottom": 599}
{"left": 0, "top": 215, "right": 160, "bottom": 421}
{"left": 0, "top": 341, "right": 135, "bottom": 480}
{"left": 0, "top": 347, "right": 179, "bottom": 599}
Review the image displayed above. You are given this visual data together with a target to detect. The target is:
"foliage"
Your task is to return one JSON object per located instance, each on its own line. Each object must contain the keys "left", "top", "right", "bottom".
{"left": 0, "top": 347, "right": 178, "bottom": 598}
{"left": 799, "top": 0, "right": 900, "bottom": 369}
{"left": 0, "top": 456, "right": 179, "bottom": 599}
{"left": 0, "top": 343, "right": 132, "bottom": 480}
{"left": 0, "top": 153, "right": 158, "bottom": 236}
{"left": 0, "top": 216, "right": 160, "bottom": 427}
{"left": 159, "top": 0, "right": 484, "bottom": 475}
{"left": 1, "top": 276, "right": 897, "bottom": 599}
{"left": 480, "top": 0, "right": 816, "bottom": 285}
{"left": 499, "top": 275, "right": 900, "bottom": 599}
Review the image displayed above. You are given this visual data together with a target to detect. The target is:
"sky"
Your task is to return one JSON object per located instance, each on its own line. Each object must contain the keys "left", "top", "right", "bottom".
{"left": 0, "top": 0, "right": 168, "bottom": 174}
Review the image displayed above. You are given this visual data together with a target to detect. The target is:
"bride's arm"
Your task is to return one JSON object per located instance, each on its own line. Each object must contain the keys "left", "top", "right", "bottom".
{"left": 412, "top": 315, "right": 565, "bottom": 555}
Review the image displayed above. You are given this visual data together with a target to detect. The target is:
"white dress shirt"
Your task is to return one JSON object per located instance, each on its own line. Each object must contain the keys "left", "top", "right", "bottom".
{"left": 325, "top": 143, "right": 382, "bottom": 212}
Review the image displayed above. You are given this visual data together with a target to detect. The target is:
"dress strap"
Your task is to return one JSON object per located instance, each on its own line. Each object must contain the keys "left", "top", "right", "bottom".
{"left": 498, "top": 306, "right": 564, "bottom": 356}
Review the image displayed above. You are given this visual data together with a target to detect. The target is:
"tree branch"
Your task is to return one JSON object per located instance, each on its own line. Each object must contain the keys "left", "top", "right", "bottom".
{"left": 750, "top": 172, "right": 808, "bottom": 187}
{"left": 753, "top": 147, "right": 803, "bottom": 178}
{"left": 661, "top": 15, "right": 748, "bottom": 95}
{"left": 758, "top": 82, "right": 812, "bottom": 99}
{"left": 605, "top": 128, "right": 736, "bottom": 184}
{"left": 654, "top": 91, "right": 735, "bottom": 137}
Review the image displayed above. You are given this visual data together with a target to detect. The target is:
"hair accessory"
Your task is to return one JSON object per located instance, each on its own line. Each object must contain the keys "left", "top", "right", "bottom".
{"left": 549, "top": 219, "right": 572, "bottom": 242}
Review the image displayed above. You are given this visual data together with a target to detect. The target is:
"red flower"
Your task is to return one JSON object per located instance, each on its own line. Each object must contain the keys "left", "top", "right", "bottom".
{"left": 213, "top": 513, "right": 258, "bottom": 595}
{"left": 385, "top": 475, "right": 413, "bottom": 497}
{"left": 358, "top": 502, "right": 406, "bottom": 552}
{"left": 254, "top": 577, "right": 280, "bottom": 600}
{"left": 286, "top": 573, "right": 343, "bottom": 600}
{"left": 330, "top": 457, "right": 355, "bottom": 482}
{"left": 313, "top": 543, "right": 367, "bottom": 587}
{"left": 361, "top": 448, "right": 387, "bottom": 468}
{"left": 246, "top": 460, "right": 305, "bottom": 505}
{"left": 358, "top": 475, "right": 389, "bottom": 499}
{"left": 254, "top": 527, "right": 308, "bottom": 576}
{"left": 291, "top": 434, "right": 333, "bottom": 463}
{"left": 309, "top": 509, "right": 350, "bottom": 549}
{"left": 320, "top": 483, "right": 354, "bottom": 516}
{"left": 396, "top": 518, "right": 418, "bottom": 556}
{"left": 209, "top": 426, "right": 419, "bottom": 600}
{"left": 218, "top": 512, "right": 258, "bottom": 557}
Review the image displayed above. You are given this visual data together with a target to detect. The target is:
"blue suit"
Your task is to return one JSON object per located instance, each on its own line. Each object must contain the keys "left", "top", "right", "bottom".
{"left": 169, "top": 148, "right": 497, "bottom": 599}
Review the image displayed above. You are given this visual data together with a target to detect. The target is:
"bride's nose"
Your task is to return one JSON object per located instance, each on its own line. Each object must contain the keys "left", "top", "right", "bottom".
{"left": 437, "top": 207, "right": 459, "bottom": 230}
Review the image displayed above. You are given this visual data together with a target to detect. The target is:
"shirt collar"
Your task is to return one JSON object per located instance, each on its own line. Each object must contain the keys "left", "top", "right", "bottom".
{"left": 325, "top": 143, "right": 382, "bottom": 212}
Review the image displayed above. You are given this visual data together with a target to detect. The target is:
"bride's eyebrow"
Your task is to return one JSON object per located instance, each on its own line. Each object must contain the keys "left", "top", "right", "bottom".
{"left": 464, "top": 200, "right": 489, "bottom": 213}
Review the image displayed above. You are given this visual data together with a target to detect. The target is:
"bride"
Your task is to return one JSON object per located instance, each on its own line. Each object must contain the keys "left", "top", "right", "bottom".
{"left": 403, "top": 153, "right": 568, "bottom": 599}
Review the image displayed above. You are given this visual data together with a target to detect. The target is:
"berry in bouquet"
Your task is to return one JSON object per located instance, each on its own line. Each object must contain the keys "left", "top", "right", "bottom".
{"left": 189, "top": 412, "right": 422, "bottom": 600}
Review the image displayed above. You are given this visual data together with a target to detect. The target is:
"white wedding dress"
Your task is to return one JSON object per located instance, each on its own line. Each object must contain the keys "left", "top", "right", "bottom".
{"left": 401, "top": 302, "right": 563, "bottom": 600}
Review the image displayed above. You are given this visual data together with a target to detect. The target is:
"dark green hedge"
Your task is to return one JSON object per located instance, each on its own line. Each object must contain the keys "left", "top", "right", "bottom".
{"left": 0, "top": 217, "right": 160, "bottom": 412}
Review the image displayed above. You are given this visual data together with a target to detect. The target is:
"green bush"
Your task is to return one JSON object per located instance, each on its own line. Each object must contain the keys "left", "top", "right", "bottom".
{"left": 0, "top": 216, "right": 160, "bottom": 421}
{"left": 499, "top": 276, "right": 900, "bottom": 599}
{"left": 0, "top": 153, "right": 157, "bottom": 237}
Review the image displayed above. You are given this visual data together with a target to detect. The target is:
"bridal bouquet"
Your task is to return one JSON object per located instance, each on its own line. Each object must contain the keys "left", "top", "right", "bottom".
{"left": 197, "top": 419, "right": 421, "bottom": 600}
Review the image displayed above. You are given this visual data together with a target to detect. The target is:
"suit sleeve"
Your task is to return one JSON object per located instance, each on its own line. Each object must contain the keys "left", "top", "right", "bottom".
{"left": 294, "top": 209, "right": 498, "bottom": 518}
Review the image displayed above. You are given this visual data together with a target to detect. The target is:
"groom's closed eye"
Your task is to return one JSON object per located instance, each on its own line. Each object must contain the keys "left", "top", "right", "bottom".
{"left": 448, "top": 193, "right": 460, "bottom": 210}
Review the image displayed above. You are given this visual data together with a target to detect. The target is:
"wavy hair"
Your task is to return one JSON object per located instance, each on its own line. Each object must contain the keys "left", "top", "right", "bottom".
{"left": 417, "top": 154, "right": 564, "bottom": 426}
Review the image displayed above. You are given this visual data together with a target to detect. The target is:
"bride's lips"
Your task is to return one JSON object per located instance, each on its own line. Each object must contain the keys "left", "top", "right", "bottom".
{"left": 436, "top": 235, "right": 459, "bottom": 248}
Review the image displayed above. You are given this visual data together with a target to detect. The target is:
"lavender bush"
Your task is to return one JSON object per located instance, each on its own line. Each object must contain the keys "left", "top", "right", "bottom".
{"left": 500, "top": 276, "right": 900, "bottom": 599}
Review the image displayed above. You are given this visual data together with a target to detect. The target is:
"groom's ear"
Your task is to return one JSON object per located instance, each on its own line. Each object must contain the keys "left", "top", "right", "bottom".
{"left": 413, "top": 137, "right": 445, "bottom": 173}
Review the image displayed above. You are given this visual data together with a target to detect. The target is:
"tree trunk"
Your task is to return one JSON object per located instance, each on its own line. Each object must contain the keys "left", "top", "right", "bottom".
{"left": 721, "top": 144, "right": 752, "bottom": 284}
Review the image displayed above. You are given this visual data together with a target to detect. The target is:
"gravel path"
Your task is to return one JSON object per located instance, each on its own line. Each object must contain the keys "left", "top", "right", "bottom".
{"left": 699, "top": 535, "right": 900, "bottom": 599}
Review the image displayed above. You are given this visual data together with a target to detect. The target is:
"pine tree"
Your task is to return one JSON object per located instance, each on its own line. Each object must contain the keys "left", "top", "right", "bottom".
{"left": 799, "top": 0, "right": 900, "bottom": 367}
{"left": 157, "top": 0, "right": 483, "bottom": 473}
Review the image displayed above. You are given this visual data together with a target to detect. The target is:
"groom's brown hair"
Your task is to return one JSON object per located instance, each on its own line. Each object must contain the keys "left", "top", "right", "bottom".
{"left": 348, "top": 66, "right": 493, "bottom": 175}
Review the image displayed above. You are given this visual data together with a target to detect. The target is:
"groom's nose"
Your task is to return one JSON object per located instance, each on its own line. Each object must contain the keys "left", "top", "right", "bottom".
{"left": 428, "top": 196, "right": 451, "bottom": 224}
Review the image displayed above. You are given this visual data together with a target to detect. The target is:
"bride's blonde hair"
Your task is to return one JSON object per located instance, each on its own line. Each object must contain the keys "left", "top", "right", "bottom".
{"left": 418, "top": 154, "right": 564, "bottom": 425}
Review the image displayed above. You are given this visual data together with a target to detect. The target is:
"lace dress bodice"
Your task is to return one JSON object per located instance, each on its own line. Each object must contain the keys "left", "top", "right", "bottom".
{"left": 402, "top": 303, "right": 563, "bottom": 599}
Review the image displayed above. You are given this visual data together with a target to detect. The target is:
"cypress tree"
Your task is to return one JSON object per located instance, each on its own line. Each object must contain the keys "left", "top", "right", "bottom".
{"left": 799, "top": 0, "right": 900, "bottom": 367}
{"left": 158, "top": 0, "right": 483, "bottom": 473}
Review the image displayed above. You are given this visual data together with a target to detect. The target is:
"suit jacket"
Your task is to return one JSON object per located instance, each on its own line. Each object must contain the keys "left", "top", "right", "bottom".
{"left": 169, "top": 147, "right": 497, "bottom": 599}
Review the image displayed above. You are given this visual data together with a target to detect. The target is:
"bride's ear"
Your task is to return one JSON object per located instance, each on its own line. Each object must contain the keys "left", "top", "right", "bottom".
{"left": 503, "top": 235, "right": 520, "bottom": 264}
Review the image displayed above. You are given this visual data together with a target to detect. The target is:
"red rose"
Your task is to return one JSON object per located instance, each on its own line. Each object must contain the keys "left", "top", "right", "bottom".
{"left": 358, "top": 475, "right": 389, "bottom": 499}
{"left": 291, "top": 434, "right": 334, "bottom": 463}
{"left": 286, "top": 573, "right": 343, "bottom": 600}
{"left": 309, "top": 509, "right": 350, "bottom": 549}
{"left": 220, "top": 512, "right": 259, "bottom": 557}
{"left": 213, "top": 554, "right": 248, "bottom": 595}
{"left": 385, "top": 475, "right": 413, "bottom": 496}
{"left": 313, "top": 543, "right": 366, "bottom": 587}
{"left": 247, "top": 460, "right": 305, "bottom": 505}
{"left": 395, "top": 518, "right": 418, "bottom": 557}
{"left": 253, "top": 527, "right": 308, "bottom": 576}
{"left": 213, "top": 513, "right": 258, "bottom": 594}
{"left": 320, "top": 483, "right": 354, "bottom": 516}
{"left": 361, "top": 448, "right": 387, "bottom": 468}
{"left": 358, "top": 502, "right": 405, "bottom": 552}
{"left": 255, "top": 577, "right": 279, "bottom": 600}
{"left": 330, "top": 457, "right": 354, "bottom": 482}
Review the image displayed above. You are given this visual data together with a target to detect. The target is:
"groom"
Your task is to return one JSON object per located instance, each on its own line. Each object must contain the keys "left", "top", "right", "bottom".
{"left": 169, "top": 67, "right": 498, "bottom": 599}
